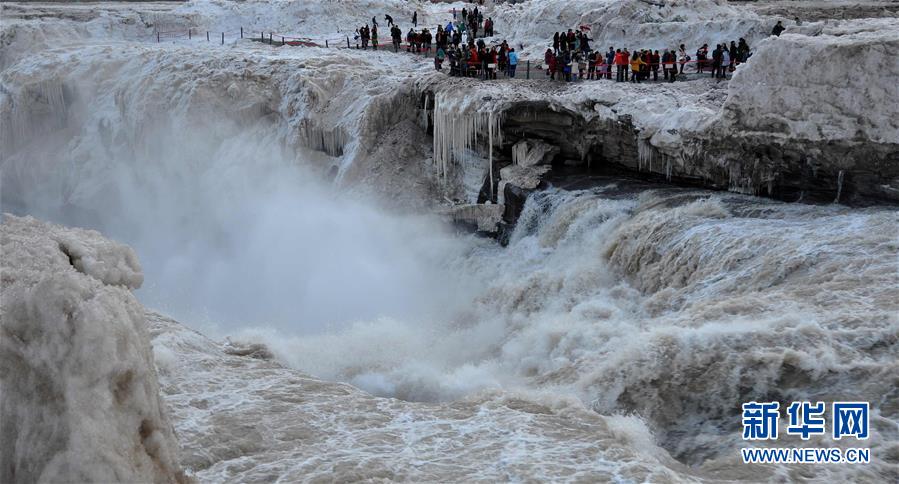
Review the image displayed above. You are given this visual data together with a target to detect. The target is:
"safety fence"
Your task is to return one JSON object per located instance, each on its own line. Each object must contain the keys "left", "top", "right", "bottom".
{"left": 150, "top": 26, "right": 734, "bottom": 82}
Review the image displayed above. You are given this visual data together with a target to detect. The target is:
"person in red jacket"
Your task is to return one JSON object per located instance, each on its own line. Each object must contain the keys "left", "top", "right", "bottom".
{"left": 469, "top": 46, "right": 480, "bottom": 77}
{"left": 488, "top": 47, "right": 498, "bottom": 79}
{"left": 613, "top": 49, "right": 626, "bottom": 82}
{"left": 545, "top": 49, "right": 557, "bottom": 80}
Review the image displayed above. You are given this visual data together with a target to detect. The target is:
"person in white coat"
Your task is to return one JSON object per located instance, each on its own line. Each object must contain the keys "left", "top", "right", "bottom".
{"left": 720, "top": 47, "right": 731, "bottom": 78}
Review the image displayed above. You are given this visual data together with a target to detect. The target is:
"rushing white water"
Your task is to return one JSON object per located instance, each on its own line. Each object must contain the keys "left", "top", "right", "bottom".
{"left": 3, "top": 2, "right": 898, "bottom": 482}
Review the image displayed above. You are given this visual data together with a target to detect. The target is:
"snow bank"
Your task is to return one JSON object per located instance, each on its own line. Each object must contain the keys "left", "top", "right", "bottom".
{"left": 0, "top": 215, "right": 186, "bottom": 483}
{"left": 721, "top": 18, "right": 899, "bottom": 144}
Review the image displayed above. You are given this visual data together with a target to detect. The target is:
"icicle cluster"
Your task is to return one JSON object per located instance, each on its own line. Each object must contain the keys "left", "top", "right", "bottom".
{"left": 298, "top": 119, "right": 348, "bottom": 157}
{"left": 511, "top": 140, "right": 529, "bottom": 166}
{"left": 5, "top": 80, "right": 70, "bottom": 152}
{"left": 431, "top": 92, "right": 504, "bottom": 185}
{"left": 636, "top": 137, "right": 656, "bottom": 172}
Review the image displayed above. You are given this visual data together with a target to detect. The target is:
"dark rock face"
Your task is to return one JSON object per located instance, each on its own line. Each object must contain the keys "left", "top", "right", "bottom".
{"left": 491, "top": 101, "right": 899, "bottom": 208}
{"left": 420, "top": 89, "right": 897, "bottom": 240}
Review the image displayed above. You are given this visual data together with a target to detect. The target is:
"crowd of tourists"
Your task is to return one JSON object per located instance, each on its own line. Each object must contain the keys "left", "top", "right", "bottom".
{"left": 543, "top": 30, "right": 752, "bottom": 82}
{"left": 354, "top": 10, "right": 763, "bottom": 84}
{"left": 355, "top": 6, "right": 510, "bottom": 76}
{"left": 355, "top": 6, "right": 493, "bottom": 52}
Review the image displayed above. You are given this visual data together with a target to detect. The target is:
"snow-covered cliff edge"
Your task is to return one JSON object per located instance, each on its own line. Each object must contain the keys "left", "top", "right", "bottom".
{"left": 0, "top": 215, "right": 186, "bottom": 483}
{"left": 418, "top": 15, "right": 899, "bottom": 209}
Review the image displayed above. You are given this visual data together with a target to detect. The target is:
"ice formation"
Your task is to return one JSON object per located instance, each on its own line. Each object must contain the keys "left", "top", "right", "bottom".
{"left": 431, "top": 89, "right": 504, "bottom": 188}
{"left": 0, "top": 215, "right": 185, "bottom": 483}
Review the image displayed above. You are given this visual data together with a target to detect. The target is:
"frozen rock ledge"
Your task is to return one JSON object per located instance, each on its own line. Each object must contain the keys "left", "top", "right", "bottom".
{"left": 0, "top": 215, "right": 187, "bottom": 483}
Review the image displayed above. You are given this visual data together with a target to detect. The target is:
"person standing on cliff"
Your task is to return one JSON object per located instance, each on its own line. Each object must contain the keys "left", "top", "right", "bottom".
{"left": 772, "top": 21, "right": 785, "bottom": 36}
{"left": 605, "top": 47, "right": 614, "bottom": 79}
{"left": 508, "top": 48, "right": 518, "bottom": 78}
{"left": 711, "top": 44, "right": 722, "bottom": 78}
{"left": 737, "top": 38, "right": 750, "bottom": 62}
{"left": 696, "top": 43, "right": 708, "bottom": 72}
{"left": 412, "top": 11, "right": 418, "bottom": 27}
{"left": 615, "top": 48, "right": 628, "bottom": 82}
{"left": 720, "top": 45, "right": 731, "bottom": 78}
{"left": 435, "top": 45, "right": 445, "bottom": 71}
{"left": 360, "top": 24, "right": 369, "bottom": 49}
{"left": 629, "top": 51, "right": 643, "bottom": 83}
{"left": 677, "top": 44, "right": 688, "bottom": 74}
{"left": 544, "top": 48, "right": 556, "bottom": 80}
{"left": 651, "top": 50, "right": 660, "bottom": 81}
{"left": 391, "top": 25, "right": 401, "bottom": 52}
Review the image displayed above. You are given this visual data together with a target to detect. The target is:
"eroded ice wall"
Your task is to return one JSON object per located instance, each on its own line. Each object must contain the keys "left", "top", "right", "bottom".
{"left": 0, "top": 215, "right": 186, "bottom": 484}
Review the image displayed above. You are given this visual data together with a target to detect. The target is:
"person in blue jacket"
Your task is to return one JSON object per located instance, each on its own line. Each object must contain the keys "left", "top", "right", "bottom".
{"left": 605, "top": 47, "right": 615, "bottom": 79}
{"left": 508, "top": 48, "right": 519, "bottom": 78}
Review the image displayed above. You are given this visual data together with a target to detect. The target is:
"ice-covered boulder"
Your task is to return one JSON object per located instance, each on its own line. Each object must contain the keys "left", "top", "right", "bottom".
{"left": 512, "top": 139, "right": 559, "bottom": 167}
{"left": 721, "top": 19, "right": 899, "bottom": 145}
{"left": 713, "top": 18, "right": 899, "bottom": 200}
{"left": 0, "top": 215, "right": 186, "bottom": 483}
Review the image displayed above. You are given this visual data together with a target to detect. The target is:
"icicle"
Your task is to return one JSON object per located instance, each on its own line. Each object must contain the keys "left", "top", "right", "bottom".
{"left": 488, "top": 111, "right": 494, "bottom": 200}
{"left": 637, "top": 137, "right": 655, "bottom": 172}
{"left": 299, "top": 120, "right": 347, "bottom": 157}
{"left": 419, "top": 91, "right": 430, "bottom": 129}
{"left": 834, "top": 170, "right": 845, "bottom": 203}
{"left": 512, "top": 141, "right": 528, "bottom": 166}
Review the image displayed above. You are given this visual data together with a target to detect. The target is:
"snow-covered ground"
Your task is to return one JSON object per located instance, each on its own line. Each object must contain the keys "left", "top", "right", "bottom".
{"left": 2, "top": 1, "right": 898, "bottom": 482}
